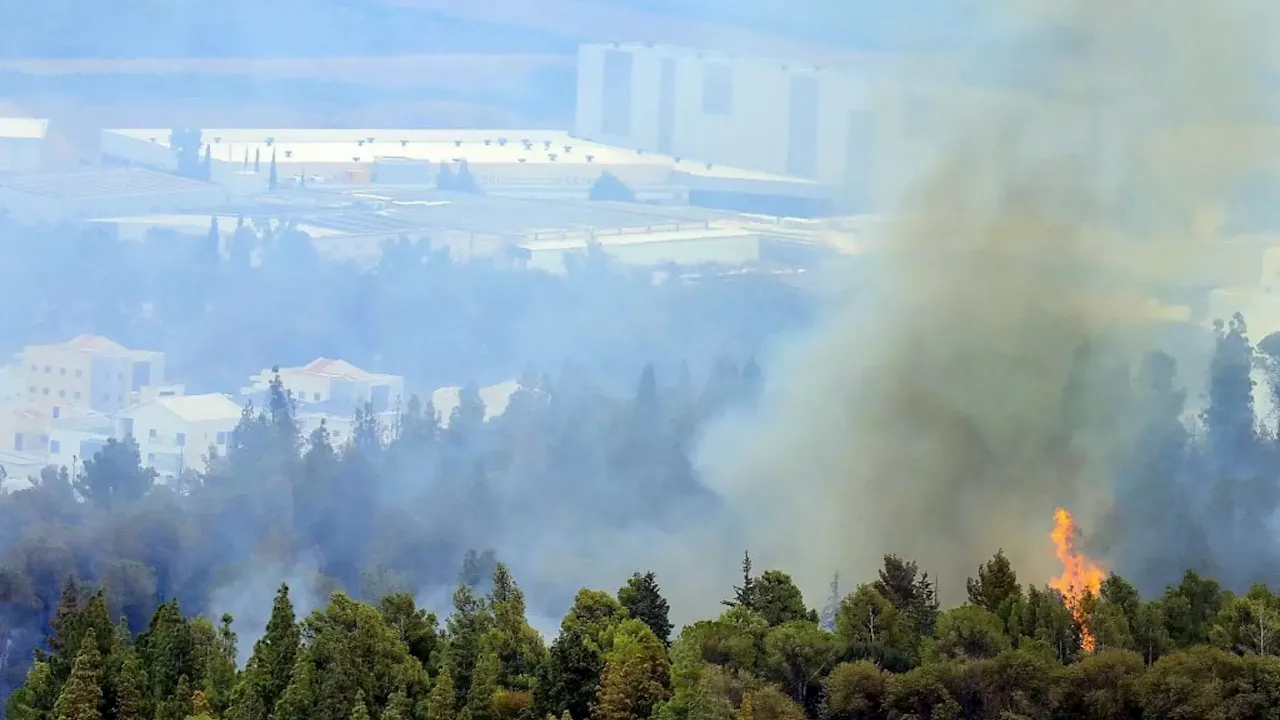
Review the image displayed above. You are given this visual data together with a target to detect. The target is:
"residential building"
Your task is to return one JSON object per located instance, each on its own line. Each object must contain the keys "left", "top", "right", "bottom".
{"left": 0, "top": 450, "right": 46, "bottom": 491}
{"left": 432, "top": 380, "right": 521, "bottom": 427}
{"left": 243, "top": 358, "right": 404, "bottom": 415}
{"left": 47, "top": 409, "right": 115, "bottom": 471}
{"left": 115, "top": 393, "right": 242, "bottom": 477}
{"left": 0, "top": 406, "right": 52, "bottom": 457}
{"left": 19, "top": 335, "right": 166, "bottom": 417}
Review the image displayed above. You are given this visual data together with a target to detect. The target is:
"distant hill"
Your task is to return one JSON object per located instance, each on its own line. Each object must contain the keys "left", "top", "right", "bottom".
{"left": 0, "top": 0, "right": 984, "bottom": 59}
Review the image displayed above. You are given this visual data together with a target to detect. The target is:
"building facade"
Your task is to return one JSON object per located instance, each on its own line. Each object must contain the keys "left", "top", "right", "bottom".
{"left": 573, "top": 43, "right": 957, "bottom": 211}
{"left": 115, "top": 393, "right": 242, "bottom": 476}
{"left": 243, "top": 358, "right": 405, "bottom": 415}
{"left": 19, "top": 335, "right": 166, "bottom": 417}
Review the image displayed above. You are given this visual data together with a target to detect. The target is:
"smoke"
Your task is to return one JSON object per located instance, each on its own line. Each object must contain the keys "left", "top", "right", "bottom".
{"left": 665, "top": 0, "right": 1280, "bottom": 612}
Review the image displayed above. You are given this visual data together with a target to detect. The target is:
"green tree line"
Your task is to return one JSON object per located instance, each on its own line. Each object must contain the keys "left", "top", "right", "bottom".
{"left": 12, "top": 549, "right": 1280, "bottom": 720}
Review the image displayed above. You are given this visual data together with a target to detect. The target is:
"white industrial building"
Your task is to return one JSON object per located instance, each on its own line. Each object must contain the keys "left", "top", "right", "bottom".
{"left": 0, "top": 117, "right": 49, "bottom": 171}
{"left": 0, "top": 167, "right": 228, "bottom": 224}
{"left": 572, "top": 43, "right": 961, "bottom": 211}
{"left": 98, "top": 125, "right": 829, "bottom": 211}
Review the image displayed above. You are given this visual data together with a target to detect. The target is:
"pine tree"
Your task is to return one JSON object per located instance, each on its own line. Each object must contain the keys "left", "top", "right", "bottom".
{"left": 251, "top": 584, "right": 300, "bottom": 713}
{"left": 110, "top": 652, "right": 145, "bottom": 720}
{"left": 723, "top": 552, "right": 756, "bottom": 610}
{"left": 466, "top": 645, "right": 500, "bottom": 720}
{"left": 818, "top": 574, "right": 840, "bottom": 632}
{"left": 383, "top": 690, "right": 410, "bottom": 720}
{"left": 350, "top": 691, "right": 371, "bottom": 720}
{"left": 272, "top": 651, "right": 315, "bottom": 720}
{"left": 617, "top": 573, "right": 672, "bottom": 647}
{"left": 53, "top": 643, "right": 104, "bottom": 720}
{"left": 425, "top": 665, "right": 456, "bottom": 720}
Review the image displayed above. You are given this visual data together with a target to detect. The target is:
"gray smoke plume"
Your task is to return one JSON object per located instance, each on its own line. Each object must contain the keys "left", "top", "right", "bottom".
{"left": 663, "top": 0, "right": 1280, "bottom": 614}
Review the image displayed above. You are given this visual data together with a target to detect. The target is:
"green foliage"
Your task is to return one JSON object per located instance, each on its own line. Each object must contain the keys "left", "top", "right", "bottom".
{"left": 15, "top": 549, "right": 1280, "bottom": 720}
{"left": 53, "top": 644, "right": 103, "bottom": 720}
{"left": 617, "top": 574, "right": 673, "bottom": 648}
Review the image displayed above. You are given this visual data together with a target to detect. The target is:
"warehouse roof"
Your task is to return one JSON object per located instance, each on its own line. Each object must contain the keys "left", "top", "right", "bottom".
{"left": 103, "top": 127, "right": 810, "bottom": 184}
{"left": 0, "top": 117, "right": 48, "bottom": 140}
{"left": 0, "top": 167, "right": 219, "bottom": 200}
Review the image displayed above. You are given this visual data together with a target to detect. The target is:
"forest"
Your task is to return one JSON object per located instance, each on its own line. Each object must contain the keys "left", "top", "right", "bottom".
{"left": 10, "top": 542, "right": 1280, "bottom": 720}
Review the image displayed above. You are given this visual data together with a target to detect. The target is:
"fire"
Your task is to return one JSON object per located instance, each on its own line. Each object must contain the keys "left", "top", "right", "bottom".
{"left": 1048, "top": 507, "right": 1107, "bottom": 652}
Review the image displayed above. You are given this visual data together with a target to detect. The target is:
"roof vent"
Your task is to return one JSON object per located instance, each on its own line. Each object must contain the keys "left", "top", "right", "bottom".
{"left": 543, "top": 140, "right": 552, "bottom": 150}
{"left": 358, "top": 140, "right": 365, "bottom": 147}
{"left": 548, "top": 153, "right": 558, "bottom": 162}
{"left": 454, "top": 140, "right": 463, "bottom": 147}
{"left": 484, "top": 139, "right": 492, "bottom": 146}
{"left": 585, "top": 154, "right": 595, "bottom": 163}
{"left": 353, "top": 156, "right": 361, "bottom": 162}
{"left": 284, "top": 150, "right": 293, "bottom": 158}
{"left": 517, "top": 158, "right": 527, "bottom": 163}
{"left": 400, "top": 140, "right": 409, "bottom": 147}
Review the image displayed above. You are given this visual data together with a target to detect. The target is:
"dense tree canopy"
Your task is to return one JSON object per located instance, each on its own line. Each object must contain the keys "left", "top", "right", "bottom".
{"left": 10, "top": 554, "right": 1280, "bottom": 720}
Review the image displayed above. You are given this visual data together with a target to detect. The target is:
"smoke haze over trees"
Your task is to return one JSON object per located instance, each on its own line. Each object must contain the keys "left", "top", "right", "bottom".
{"left": 8, "top": 0, "right": 1280, "bottom": 716}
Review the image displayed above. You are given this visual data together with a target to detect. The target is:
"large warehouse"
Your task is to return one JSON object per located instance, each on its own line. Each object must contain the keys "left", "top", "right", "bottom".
{"left": 98, "top": 126, "right": 833, "bottom": 216}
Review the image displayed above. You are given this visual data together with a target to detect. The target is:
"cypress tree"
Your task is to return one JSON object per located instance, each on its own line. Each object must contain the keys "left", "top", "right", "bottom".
{"left": 53, "top": 644, "right": 104, "bottom": 720}
{"left": 269, "top": 149, "right": 278, "bottom": 190}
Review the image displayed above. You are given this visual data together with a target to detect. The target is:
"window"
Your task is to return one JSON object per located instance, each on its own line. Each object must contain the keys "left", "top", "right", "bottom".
{"left": 29, "top": 364, "right": 35, "bottom": 372}
{"left": 58, "top": 390, "right": 65, "bottom": 398}
{"left": 13, "top": 433, "right": 22, "bottom": 452}
{"left": 216, "top": 431, "right": 228, "bottom": 445}
{"left": 28, "top": 386, "right": 35, "bottom": 394}
{"left": 702, "top": 64, "right": 734, "bottom": 115}
{"left": 74, "top": 391, "right": 81, "bottom": 400}
{"left": 43, "top": 366, "right": 50, "bottom": 373}
{"left": 176, "top": 433, "right": 186, "bottom": 447}
{"left": 147, "top": 453, "right": 155, "bottom": 464}
{"left": 148, "top": 429, "right": 157, "bottom": 439}
{"left": 52, "top": 406, "right": 60, "bottom": 419}
{"left": 59, "top": 367, "right": 66, "bottom": 376}
{"left": 75, "top": 369, "right": 82, "bottom": 378}
{"left": 42, "top": 387, "right": 49, "bottom": 395}
{"left": 313, "top": 392, "right": 321, "bottom": 401}
{"left": 51, "top": 440, "right": 61, "bottom": 454}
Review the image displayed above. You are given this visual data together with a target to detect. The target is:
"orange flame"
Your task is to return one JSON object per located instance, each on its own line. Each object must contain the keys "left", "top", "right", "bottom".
{"left": 1048, "top": 507, "right": 1106, "bottom": 652}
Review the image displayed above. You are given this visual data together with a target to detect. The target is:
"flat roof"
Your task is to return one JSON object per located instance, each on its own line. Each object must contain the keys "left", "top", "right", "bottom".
{"left": 522, "top": 223, "right": 760, "bottom": 252}
{"left": 0, "top": 117, "right": 48, "bottom": 140}
{"left": 154, "top": 393, "right": 243, "bottom": 423}
{"left": 104, "top": 127, "right": 810, "bottom": 184}
{"left": 0, "top": 167, "right": 219, "bottom": 200}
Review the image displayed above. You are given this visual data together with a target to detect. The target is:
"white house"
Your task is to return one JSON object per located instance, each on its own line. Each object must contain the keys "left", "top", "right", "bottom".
{"left": 243, "top": 358, "right": 405, "bottom": 414}
{"left": 115, "top": 393, "right": 242, "bottom": 476}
